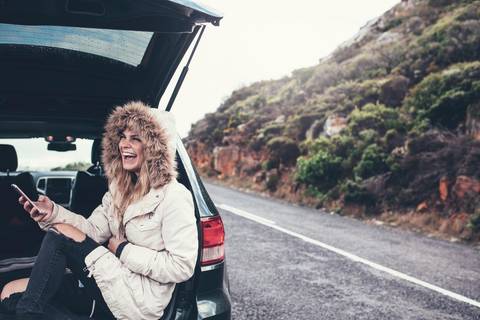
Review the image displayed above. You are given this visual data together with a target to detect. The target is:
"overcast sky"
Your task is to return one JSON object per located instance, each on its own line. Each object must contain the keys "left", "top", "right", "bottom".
{"left": 9, "top": 0, "right": 399, "bottom": 170}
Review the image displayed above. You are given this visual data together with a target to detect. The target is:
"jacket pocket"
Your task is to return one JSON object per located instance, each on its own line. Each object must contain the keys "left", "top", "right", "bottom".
{"left": 130, "top": 214, "right": 160, "bottom": 231}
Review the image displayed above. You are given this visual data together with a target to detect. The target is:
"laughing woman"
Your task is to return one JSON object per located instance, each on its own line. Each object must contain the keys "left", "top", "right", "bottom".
{"left": 0, "top": 102, "right": 198, "bottom": 319}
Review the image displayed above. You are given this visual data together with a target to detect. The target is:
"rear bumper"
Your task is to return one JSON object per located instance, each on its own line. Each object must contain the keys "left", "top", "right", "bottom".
{"left": 196, "top": 288, "right": 231, "bottom": 320}
{"left": 196, "top": 262, "right": 231, "bottom": 320}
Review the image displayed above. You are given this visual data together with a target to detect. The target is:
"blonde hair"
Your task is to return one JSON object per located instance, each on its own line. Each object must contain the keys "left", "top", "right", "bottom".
{"left": 112, "top": 149, "right": 151, "bottom": 236}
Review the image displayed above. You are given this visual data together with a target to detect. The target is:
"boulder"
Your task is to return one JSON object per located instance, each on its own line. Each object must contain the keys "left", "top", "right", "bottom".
{"left": 274, "top": 115, "right": 286, "bottom": 124}
{"left": 439, "top": 176, "right": 449, "bottom": 202}
{"left": 323, "top": 115, "right": 347, "bottom": 137}
{"left": 213, "top": 146, "right": 241, "bottom": 177}
{"left": 186, "top": 141, "right": 211, "bottom": 170}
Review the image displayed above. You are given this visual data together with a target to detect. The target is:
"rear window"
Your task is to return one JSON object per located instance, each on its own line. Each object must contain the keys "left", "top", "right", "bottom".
{"left": 0, "top": 138, "right": 92, "bottom": 171}
{"left": 0, "top": 23, "right": 153, "bottom": 66}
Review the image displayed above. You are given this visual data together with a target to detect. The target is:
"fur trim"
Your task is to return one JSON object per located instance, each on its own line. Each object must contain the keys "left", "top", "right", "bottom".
{"left": 102, "top": 101, "right": 177, "bottom": 189}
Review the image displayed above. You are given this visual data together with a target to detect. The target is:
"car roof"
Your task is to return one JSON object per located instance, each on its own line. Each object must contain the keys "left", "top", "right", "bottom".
{"left": 0, "top": 0, "right": 222, "bottom": 139}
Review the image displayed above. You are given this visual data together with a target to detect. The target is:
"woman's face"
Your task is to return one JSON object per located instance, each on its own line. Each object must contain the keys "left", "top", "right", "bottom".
{"left": 119, "top": 129, "right": 145, "bottom": 175}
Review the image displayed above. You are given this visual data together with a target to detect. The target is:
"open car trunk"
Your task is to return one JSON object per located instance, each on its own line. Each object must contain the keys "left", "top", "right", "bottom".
{"left": 0, "top": 1, "right": 222, "bottom": 319}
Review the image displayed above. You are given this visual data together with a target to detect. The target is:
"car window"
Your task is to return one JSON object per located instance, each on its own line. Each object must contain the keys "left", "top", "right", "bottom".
{"left": 0, "top": 138, "right": 92, "bottom": 171}
{"left": 0, "top": 23, "right": 153, "bottom": 66}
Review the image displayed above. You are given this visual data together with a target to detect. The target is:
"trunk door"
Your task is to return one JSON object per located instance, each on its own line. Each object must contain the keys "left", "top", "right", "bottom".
{"left": 0, "top": 0, "right": 221, "bottom": 138}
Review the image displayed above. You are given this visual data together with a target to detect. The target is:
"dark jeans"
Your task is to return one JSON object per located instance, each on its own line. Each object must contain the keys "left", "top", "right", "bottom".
{"left": 4, "top": 230, "right": 115, "bottom": 319}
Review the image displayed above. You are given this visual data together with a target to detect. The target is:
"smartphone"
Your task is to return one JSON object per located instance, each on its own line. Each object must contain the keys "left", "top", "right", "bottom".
{"left": 11, "top": 184, "right": 46, "bottom": 215}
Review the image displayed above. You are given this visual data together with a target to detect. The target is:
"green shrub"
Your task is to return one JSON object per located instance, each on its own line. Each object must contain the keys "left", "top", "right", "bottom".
{"left": 306, "top": 134, "right": 356, "bottom": 158}
{"left": 296, "top": 150, "right": 343, "bottom": 191}
{"left": 358, "top": 129, "right": 379, "bottom": 145}
{"left": 330, "top": 135, "right": 356, "bottom": 159}
{"left": 406, "top": 61, "right": 480, "bottom": 129}
{"left": 305, "top": 136, "right": 335, "bottom": 155}
{"left": 354, "top": 144, "right": 389, "bottom": 179}
{"left": 319, "top": 79, "right": 384, "bottom": 113}
{"left": 399, "top": 6, "right": 480, "bottom": 80}
{"left": 349, "top": 103, "right": 403, "bottom": 135}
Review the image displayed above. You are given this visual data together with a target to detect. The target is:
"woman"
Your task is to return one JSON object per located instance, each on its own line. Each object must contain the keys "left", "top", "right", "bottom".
{"left": 0, "top": 101, "right": 198, "bottom": 319}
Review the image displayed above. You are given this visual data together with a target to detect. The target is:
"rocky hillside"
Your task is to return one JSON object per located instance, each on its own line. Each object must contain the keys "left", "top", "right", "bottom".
{"left": 185, "top": 0, "right": 480, "bottom": 242}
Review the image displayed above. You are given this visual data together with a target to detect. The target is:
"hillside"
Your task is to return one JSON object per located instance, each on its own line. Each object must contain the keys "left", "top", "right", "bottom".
{"left": 185, "top": 0, "right": 480, "bottom": 242}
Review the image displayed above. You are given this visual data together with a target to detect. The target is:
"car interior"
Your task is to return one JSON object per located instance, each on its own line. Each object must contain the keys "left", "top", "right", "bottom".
{"left": 0, "top": 137, "right": 200, "bottom": 319}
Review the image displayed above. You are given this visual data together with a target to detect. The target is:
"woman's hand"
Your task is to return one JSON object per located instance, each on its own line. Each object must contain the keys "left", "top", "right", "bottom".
{"left": 19, "top": 195, "right": 54, "bottom": 222}
{"left": 108, "top": 235, "right": 126, "bottom": 254}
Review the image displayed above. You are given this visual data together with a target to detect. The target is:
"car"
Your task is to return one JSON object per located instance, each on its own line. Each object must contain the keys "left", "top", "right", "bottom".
{"left": 0, "top": 1, "right": 231, "bottom": 319}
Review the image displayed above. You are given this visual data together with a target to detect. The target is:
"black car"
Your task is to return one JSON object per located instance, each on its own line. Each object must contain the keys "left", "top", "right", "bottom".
{"left": 0, "top": 1, "right": 231, "bottom": 319}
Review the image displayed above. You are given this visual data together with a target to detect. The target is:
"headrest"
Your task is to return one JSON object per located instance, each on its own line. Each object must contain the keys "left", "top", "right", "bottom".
{"left": 0, "top": 144, "right": 18, "bottom": 172}
{"left": 91, "top": 139, "right": 102, "bottom": 165}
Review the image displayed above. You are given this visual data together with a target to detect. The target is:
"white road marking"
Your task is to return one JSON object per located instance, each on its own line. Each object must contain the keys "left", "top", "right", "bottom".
{"left": 219, "top": 204, "right": 276, "bottom": 225}
{"left": 217, "top": 203, "right": 480, "bottom": 309}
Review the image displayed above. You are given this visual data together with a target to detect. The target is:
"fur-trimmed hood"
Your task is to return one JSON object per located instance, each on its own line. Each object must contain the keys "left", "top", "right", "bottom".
{"left": 102, "top": 101, "right": 177, "bottom": 189}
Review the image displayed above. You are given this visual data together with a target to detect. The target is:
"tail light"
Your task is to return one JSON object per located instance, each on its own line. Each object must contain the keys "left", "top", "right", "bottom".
{"left": 201, "top": 215, "right": 225, "bottom": 266}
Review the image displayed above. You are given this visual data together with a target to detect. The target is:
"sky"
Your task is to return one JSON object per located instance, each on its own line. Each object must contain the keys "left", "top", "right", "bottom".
{"left": 8, "top": 0, "right": 400, "bottom": 170}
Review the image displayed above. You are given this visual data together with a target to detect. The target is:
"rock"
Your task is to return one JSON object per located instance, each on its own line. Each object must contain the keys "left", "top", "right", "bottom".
{"left": 439, "top": 177, "right": 449, "bottom": 202}
{"left": 274, "top": 115, "right": 286, "bottom": 124}
{"left": 416, "top": 201, "right": 428, "bottom": 212}
{"left": 186, "top": 141, "right": 211, "bottom": 170}
{"left": 452, "top": 176, "right": 480, "bottom": 199}
{"left": 237, "top": 123, "right": 247, "bottom": 133}
{"left": 323, "top": 115, "right": 347, "bottom": 137}
{"left": 222, "top": 134, "right": 243, "bottom": 146}
{"left": 376, "top": 32, "right": 402, "bottom": 46}
{"left": 213, "top": 146, "right": 241, "bottom": 177}
{"left": 391, "top": 146, "right": 407, "bottom": 157}
{"left": 239, "top": 152, "right": 262, "bottom": 176}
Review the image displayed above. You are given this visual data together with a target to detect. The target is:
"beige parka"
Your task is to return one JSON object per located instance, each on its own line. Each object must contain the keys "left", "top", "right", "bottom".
{"left": 40, "top": 102, "right": 198, "bottom": 320}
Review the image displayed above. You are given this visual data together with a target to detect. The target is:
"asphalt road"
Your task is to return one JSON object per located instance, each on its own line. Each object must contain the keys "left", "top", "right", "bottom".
{"left": 204, "top": 182, "right": 480, "bottom": 320}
